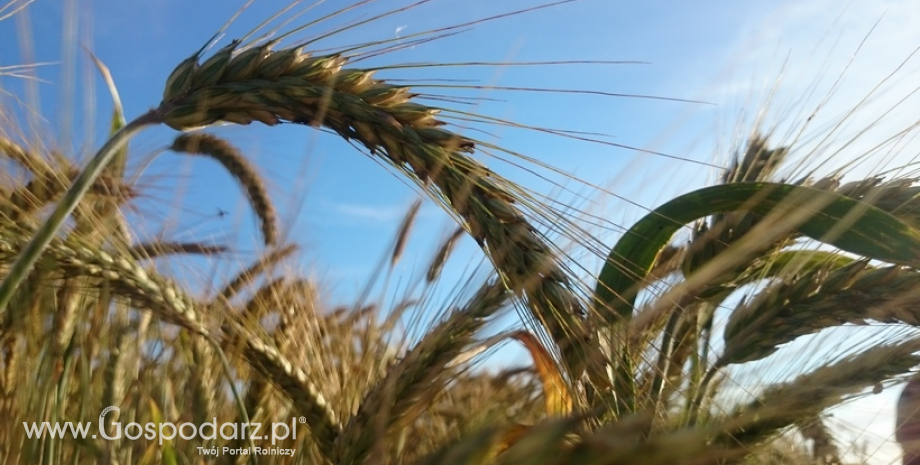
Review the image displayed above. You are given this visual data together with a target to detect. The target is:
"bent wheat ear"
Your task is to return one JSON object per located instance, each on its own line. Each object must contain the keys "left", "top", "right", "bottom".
{"left": 170, "top": 133, "right": 278, "bottom": 246}
{"left": 722, "top": 262, "right": 920, "bottom": 366}
{"left": 717, "top": 338, "right": 920, "bottom": 448}
{"left": 222, "top": 324, "right": 340, "bottom": 459}
{"left": 157, "top": 43, "right": 594, "bottom": 377}
{"left": 0, "top": 229, "right": 207, "bottom": 336}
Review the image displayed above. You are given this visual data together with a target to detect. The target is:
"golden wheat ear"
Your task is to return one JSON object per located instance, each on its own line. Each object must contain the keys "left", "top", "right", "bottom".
{"left": 170, "top": 133, "right": 278, "bottom": 246}
{"left": 155, "top": 35, "right": 600, "bottom": 384}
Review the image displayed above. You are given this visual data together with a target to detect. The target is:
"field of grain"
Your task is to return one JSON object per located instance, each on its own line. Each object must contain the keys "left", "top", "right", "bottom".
{"left": 2, "top": 1, "right": 920, "bottom": 464}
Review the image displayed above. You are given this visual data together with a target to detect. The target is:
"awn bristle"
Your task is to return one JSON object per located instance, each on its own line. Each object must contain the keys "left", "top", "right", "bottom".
{"left": 170, "top": 133, "right": 278, "bottom": 247}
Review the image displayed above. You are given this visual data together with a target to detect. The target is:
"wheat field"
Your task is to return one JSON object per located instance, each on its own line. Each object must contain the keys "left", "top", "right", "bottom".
{"left": 2, "top": 1, "right": 920, "bottom": 464}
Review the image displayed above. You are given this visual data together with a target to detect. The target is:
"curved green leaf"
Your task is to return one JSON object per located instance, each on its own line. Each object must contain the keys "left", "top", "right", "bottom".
{"left": 594, "top": 182, "right": 920, "bottom": 325}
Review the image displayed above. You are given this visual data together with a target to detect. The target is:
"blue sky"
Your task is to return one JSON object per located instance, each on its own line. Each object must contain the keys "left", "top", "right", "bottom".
{"left": 3, "top": 0, "right": 920, "bottom": 462}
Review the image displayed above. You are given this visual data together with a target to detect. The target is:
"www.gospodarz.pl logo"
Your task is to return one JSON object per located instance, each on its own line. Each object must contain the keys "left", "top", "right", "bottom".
{"left": 23, "top": 406, "right": 303, "bottom": 447}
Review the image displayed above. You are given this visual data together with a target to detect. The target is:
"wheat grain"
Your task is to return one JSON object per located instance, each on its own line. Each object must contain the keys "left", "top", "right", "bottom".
{"left": 170, "top": 133, "right": 278, "bottom": 246}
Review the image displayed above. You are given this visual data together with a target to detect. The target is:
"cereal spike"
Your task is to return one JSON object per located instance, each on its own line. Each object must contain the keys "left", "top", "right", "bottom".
{"left": 163, "top": 55, "right": 200, "bottom": 101}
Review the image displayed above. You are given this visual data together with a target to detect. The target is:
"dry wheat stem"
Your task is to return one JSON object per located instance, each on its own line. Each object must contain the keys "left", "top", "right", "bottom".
{"left": 170, "top": 133, "right": 278, "bottom": 246}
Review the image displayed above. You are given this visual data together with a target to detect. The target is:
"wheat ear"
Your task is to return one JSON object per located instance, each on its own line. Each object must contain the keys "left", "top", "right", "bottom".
{"left": 222, "top": 323, "right": 340, "bottom": 460}
{"left": 333, "top": 280, "right": 509, "bottom": 465}
{"left": 0, "top": 136, "right": 52, "bottom": 174}
{"left": 170, "top": 133, "right": 278, "bottom": 246}
{"left": 156, "top": 40, "right": 592, "bottom": 377}
{"left": 426, "top": 226, "right": 465, "bottom": 282}
{"left": 128, "top": 241, "right": 227, "bottom": 260}
{"left": 717, "top": 337, "right": 920, "bottom": 448}
{"left": 0, "top": 229, "right": 207, "bottom": 336}
{"left": 721, "top": 261, "right": 920, "bottom": 366}
{"left": 217, "top": 244, "right": 298, "bottom": 301}
{"left": 1, "top": 168, "right": 133, "bottom": 222}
